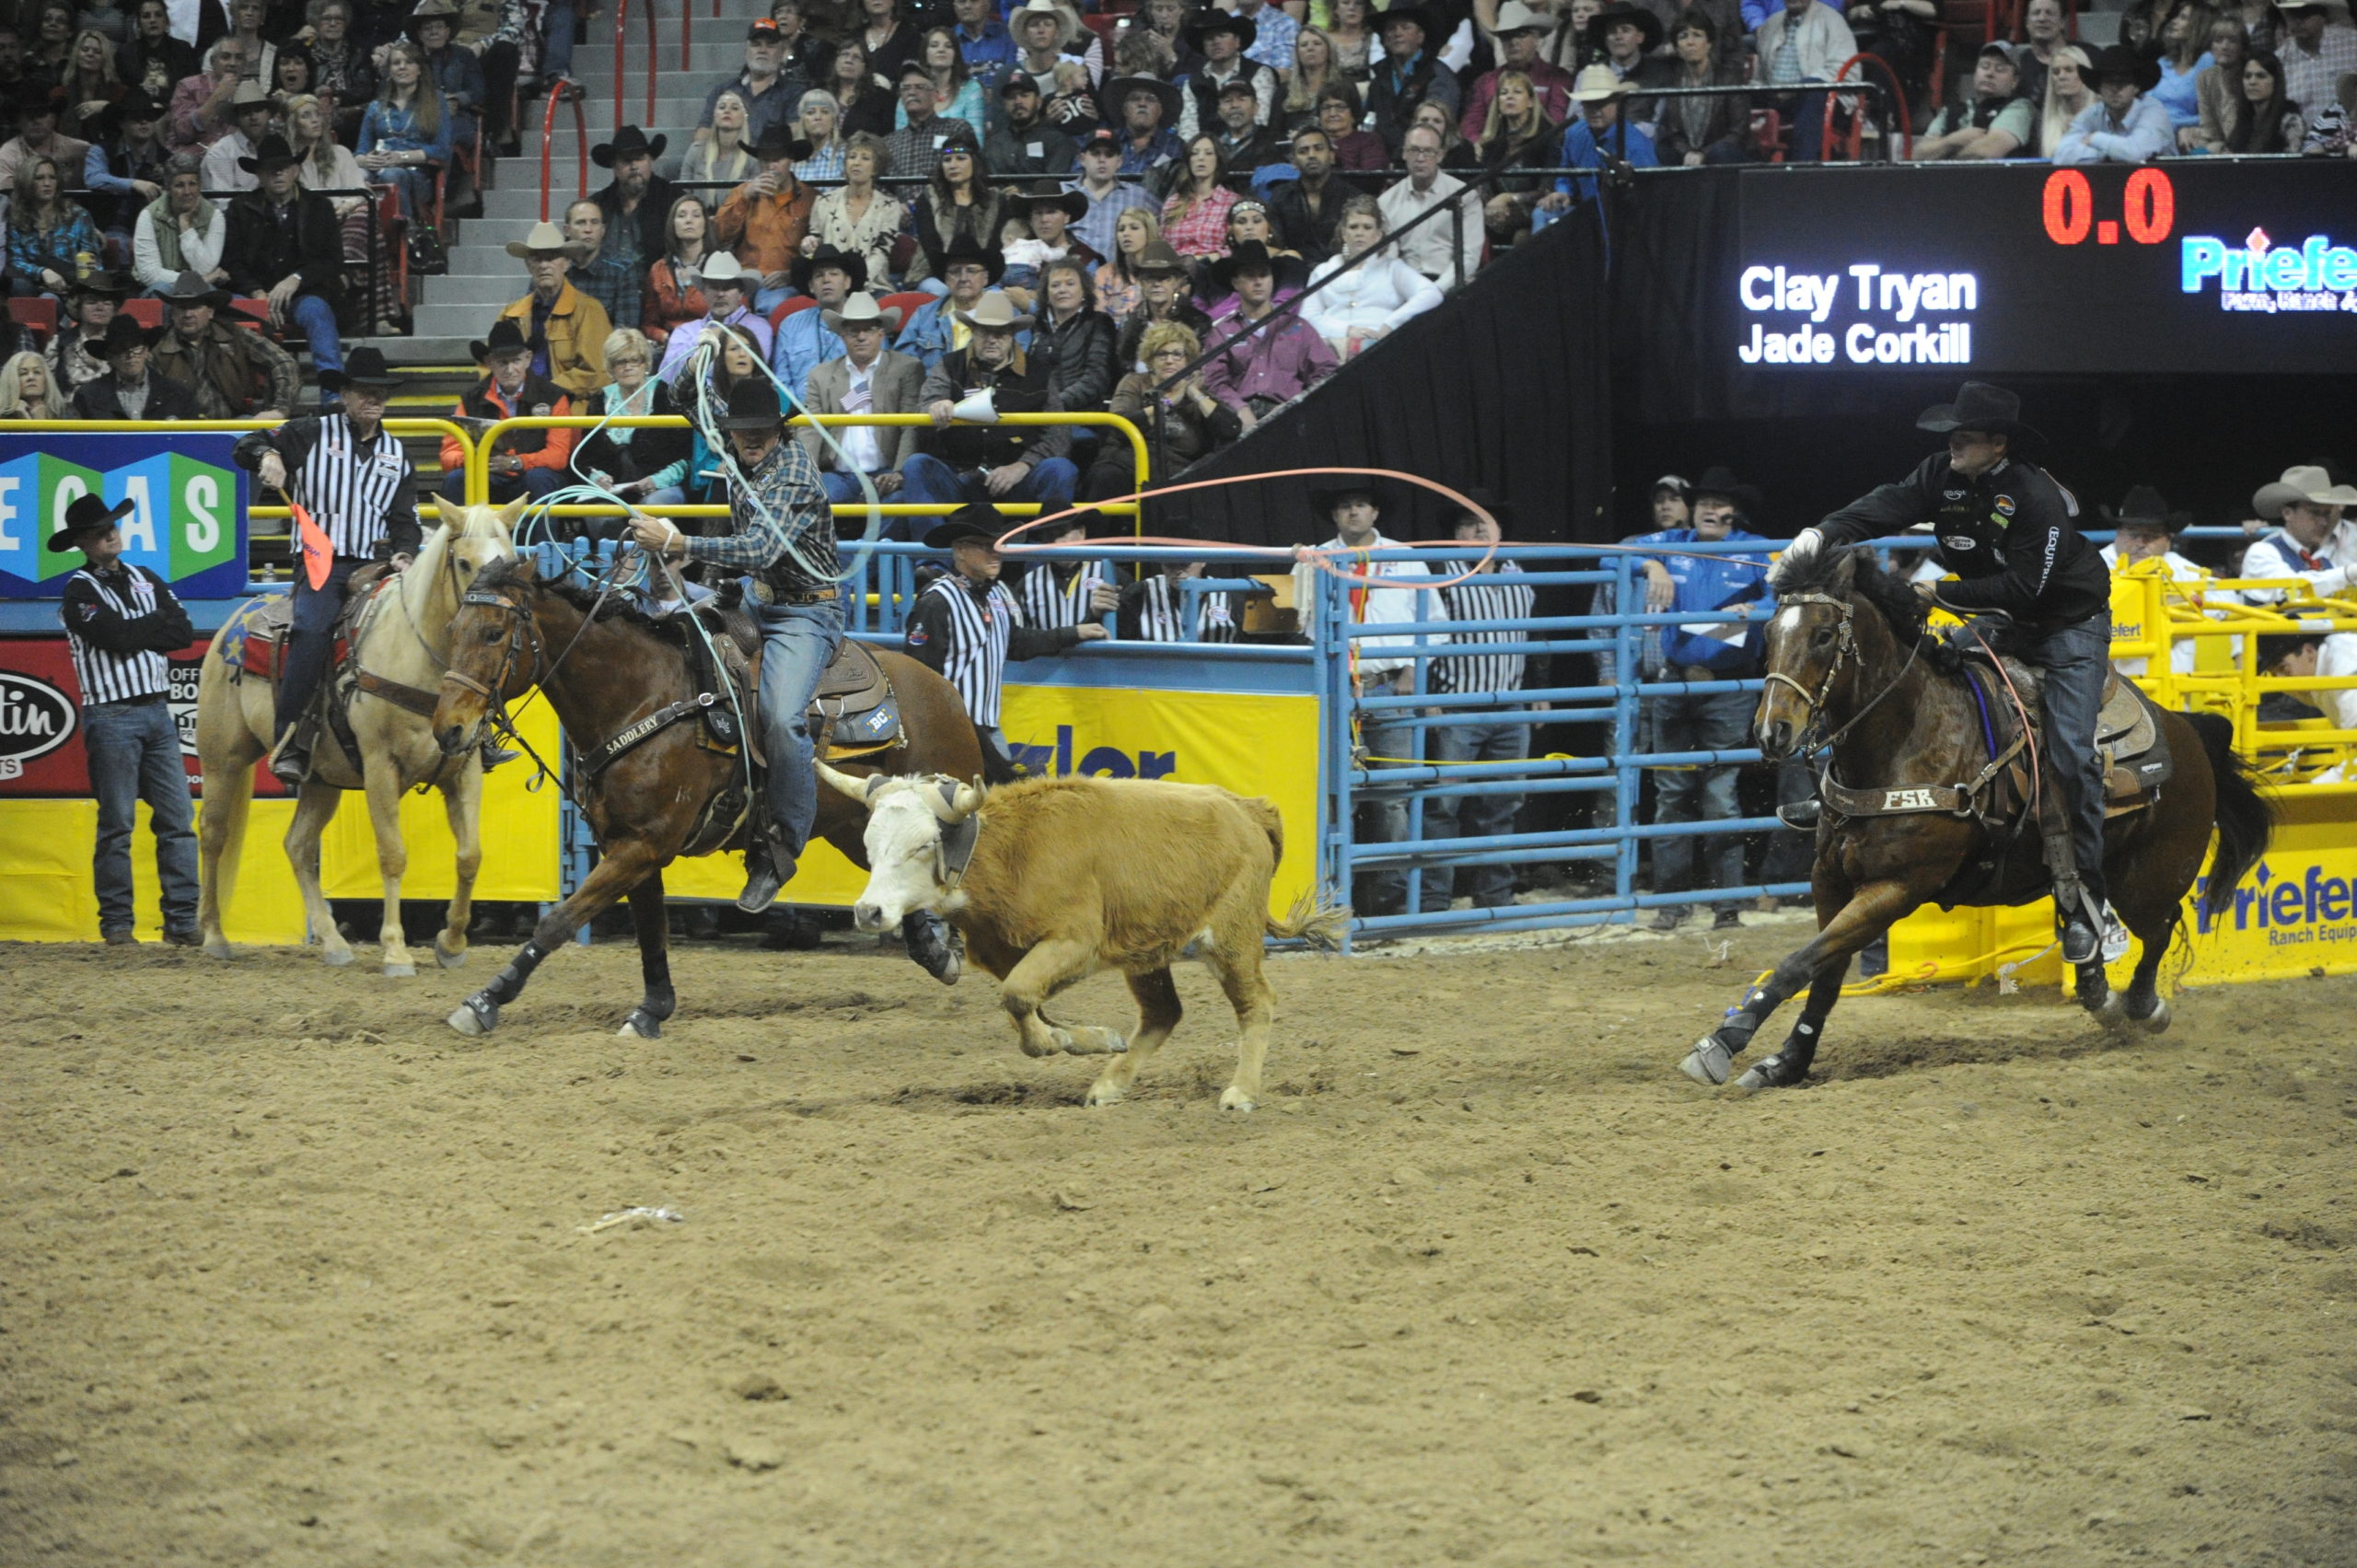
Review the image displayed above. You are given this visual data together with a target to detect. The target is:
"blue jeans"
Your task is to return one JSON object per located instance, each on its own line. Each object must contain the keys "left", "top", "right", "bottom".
{"left": 1354, "top": 715, "right": 1416, "bottom": 916}
{"left": 1647, "top": 685, "right": 1752, "bottom": 912}
{"left": 754, "top": 589, "right": 845, "bottom": 861}
{"left": 288, "top": 291, "right": 343, "bottom": 379}
{"left": 1771, "top": 90, "right": 1831, "bottom": 160}
{"left": 2014, "top": 610, "right": 2112, "bottom": 907}
{"left": 901, "top": 453, "right": 1078, "bottom": 513}
{"left": 277, "top": 555, "right": 359, "bottom": 743}
{"left": 540, "top": 0, "right": 577, "bottom": 78}
{"left": 83, "top": 698, "right": 198, "bottom": 936}
{"left": 1418, "top": 721, "right": 1530, "bottom": 912}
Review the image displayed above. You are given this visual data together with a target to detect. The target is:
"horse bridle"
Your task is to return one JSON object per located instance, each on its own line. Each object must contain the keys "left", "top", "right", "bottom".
{"left": 440, "top": 586, "right": 550, "bottom": 714}
{"left": 1760, "top": 589, "right": 1920, "bottom": 752}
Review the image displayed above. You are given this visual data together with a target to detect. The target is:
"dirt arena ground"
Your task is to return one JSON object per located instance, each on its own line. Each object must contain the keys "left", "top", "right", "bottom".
{"left": 5, "top": 918, "right": 2354, "bottom": 1568}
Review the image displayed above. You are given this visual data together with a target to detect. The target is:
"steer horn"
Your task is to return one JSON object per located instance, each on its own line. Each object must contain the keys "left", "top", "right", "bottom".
{"left": 931, "top": 775, "right": 984, "bottom": 821}
{"left": 817, "top": 761, "right": 887, "bottom": 804}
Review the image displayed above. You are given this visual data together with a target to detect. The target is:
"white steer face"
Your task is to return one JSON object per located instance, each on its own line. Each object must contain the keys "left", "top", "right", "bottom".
{"left": 817, "top": 767, "right": 983, "bottom": 932}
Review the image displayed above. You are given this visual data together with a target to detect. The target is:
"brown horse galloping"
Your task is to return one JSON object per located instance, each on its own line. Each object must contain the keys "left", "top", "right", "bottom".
{"left": 427, "top": 555, "right": 983, "bottom": 1039}
{"left": 1679, "top": 546, "right": 2272, "bottom": 1093}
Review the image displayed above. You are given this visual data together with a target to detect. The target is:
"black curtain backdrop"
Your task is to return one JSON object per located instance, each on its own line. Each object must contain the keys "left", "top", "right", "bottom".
{"left": 1165, "top": 209, "right": 1615, "bottom": 548}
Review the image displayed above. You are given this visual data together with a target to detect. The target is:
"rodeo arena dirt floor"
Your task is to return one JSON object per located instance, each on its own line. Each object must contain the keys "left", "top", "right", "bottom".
{"left": 5, "top": 917, "right": 2355, "bottom": 1568}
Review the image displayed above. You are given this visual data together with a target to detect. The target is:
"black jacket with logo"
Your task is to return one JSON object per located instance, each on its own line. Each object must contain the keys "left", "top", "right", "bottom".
{"left": 1818, "top": 452, "right": 2107, "bottom": 633}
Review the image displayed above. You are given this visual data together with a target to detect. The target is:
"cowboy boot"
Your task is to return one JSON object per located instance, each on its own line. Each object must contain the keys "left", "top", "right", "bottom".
{"left": 2044, "top": 828, "right": 2100, "bottom": 965}
{"left": 268, "top": 713, "right": 319, "bottom": 790}
{"left": 900, "top": 911, "right": 961, "bottom": 985}
{"left": 736, "top": 833, "right": 794, "bottom": 915}
{"left": 478, "top": 736, "right": 519, "bottom": 772}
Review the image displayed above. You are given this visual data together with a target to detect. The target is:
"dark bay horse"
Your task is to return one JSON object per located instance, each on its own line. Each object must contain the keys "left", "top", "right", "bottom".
{"left": 428, "top": 555, "right": 983, "bottom": 1039}
{"left": 1680, "top": 546, "right": 2272, "bottom": 1093}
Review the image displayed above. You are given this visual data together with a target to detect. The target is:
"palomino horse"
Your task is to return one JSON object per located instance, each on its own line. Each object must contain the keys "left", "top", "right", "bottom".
{"left": 1679, "top": 546, "right": 2272, "bottom": 1093}
{"left": 194, "top": 498, "right": 526, "bottom": 974}
{"left": 427, "top": 554, "right": 986, "bottom": 1040}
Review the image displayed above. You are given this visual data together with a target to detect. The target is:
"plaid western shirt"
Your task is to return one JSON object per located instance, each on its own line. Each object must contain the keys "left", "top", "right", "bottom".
{"left": 683, "top": 434, "right": 839, "bottom": 593}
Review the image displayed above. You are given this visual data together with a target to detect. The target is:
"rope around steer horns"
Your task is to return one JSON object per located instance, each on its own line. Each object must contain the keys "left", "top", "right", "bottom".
{"left": 1761, "top": 589, "right": 1922, "bottom": 755}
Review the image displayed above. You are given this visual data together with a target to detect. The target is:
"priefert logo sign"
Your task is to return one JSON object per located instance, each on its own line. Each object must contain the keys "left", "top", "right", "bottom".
{"left": 2180, "top": 227, "right": 2357, "bottom": 314}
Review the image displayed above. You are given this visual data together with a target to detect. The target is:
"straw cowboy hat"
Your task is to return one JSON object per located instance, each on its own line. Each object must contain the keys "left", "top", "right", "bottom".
{"left": 1007, "top": 0, "right": 1082, "bottom": 48}
{"left": 700, "top": 250, "right": 749, "bottom": 286}
{"left": 821, "top": 291, "right": 905, "bottom": 334}
{"left": 1914, "top": 380, "right": 2044, "bottom": 446}
{"left": 1567, "top": 64, "right": 1636, "bottom": 101}
{"left": 504, "top": 220, "right": 571, "bottom": 260}
{"left": 1490, "top": 0, "right": 1557, "bottom": 35}
{"left": 953, "top": 290, "right": 1034, "bottom": 333}
{"left": 43, "top": 494, "right": 135, "bottom": 556}
{"left": 2253, "top": 464, "right": 2357, "bottom": 517}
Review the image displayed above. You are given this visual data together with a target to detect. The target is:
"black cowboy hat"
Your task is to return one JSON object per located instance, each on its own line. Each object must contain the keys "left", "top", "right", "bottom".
{"left": 924, "top": 503, "right": 1010, "bottom": 551}
{"left": 160, "top": 269, "right": 232, "bottom": 310}
{"left": 98, "top": 314, "right": 164, "bottom": 355}
{"left": 72, "top": 268, "right": 132, "bottom": 298}
{"left": 1023, "top": 186, "right": 1088, "bottom": 222}
{"left": 1374, "top": 4, "right": 1438, "bottom": 38}
{"left": 2087, "top": 43, "right": 2161, "bottom": 91}
{"left": 469, "top": 318, "right": 529, "bottom": 362}
{"left": 1184, "top": 9, "right": 1257, "bottom": 50}
{"left": 1689, "top": 464, "right": 1766, "bottom": 520}
{"left": 1452, "top": 484, "right": 1514, "bottom": 530}
{"left": 790, "top": 242, "right": 868, "bottom": 296}
{"left": 1209, "top": 238, "right": 1283, "bottom": 291}
{"left": 1592, "top": 0, "right": 1665, "bottom": 53}
{"left": 929, "top": 234, "right": 1006, "bottom": 285}
{"left": 2102, "top": 484, "right": 2188, "bottom": 531}
{"left": 1915, "top": 380, "right": 2044, "bottom": 446}
{"left": 714, "top": 377, "right": 784, "bottom": 432}
{"left": 100, "top": 87, "right": 169, "bottom": 132}
{"left": 43, "top": 493, "right": 135, "bottom": 555}
{"left": 749, "top": 125, "right": 814, "bottom": 163}
{"left": 1309, "top": 477, "right": 1396, "bottom": 518}
{"left": 236, "top": 132, "right": 301, "bottom": 175}
{"left": 1105, "top": 73, "right": 1183, "bottom": 123}
{"left": 320, "top": 345, "right": 403, "bottom": 392}
{"left": 591, "top": 124, "right": 668, "bottom": 168}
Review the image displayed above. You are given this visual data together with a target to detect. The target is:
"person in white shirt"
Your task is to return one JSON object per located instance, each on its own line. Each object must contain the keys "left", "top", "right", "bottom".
{"left": 197, "top": 78, "right": 271, "bottom": 200}
{"left": 1301, "top": 195, "right": 1444, "bottom": 360}
{"left": 2097, "top": 485, "right": 2233, "bottom": 678}
{"left": 2239, "top": 464, "right": 2357, "bottom": 729}
{"left": 1377, "top": 124, "right": 1483, "bottom": 286}
{"left": 793, "top": 292, "right": 964, "bottom": 527}
{"left": 1296, "top": 480, "right": 1436, "bottom": 916}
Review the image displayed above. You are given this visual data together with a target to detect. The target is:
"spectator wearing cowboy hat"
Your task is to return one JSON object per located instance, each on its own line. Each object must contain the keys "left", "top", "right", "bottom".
{"left": 1177, "top": 10, "right": 1279, "bottom": 139}
{"left": 196, "top": 76, "right": 270, "bottom": 196}
{"left": 1004, "top": 187, "right": 1103, "bottom": 294}
{"left": 1062, "top": 128, "right": 1161, "bottom": 261}
{"left": 1104, "top": 72, "right": 1188, "bottom": 180}
{"left": 654, "top": 250, "right": 773, "bottom": 379}
{"left": 2276, "top": 0, "right": 2357, "bottom": 127}
{"left": 0, "top": 88, "right": 90, "bottom": 192}
{"left": 1535, "top": 65, "right": 1657, "bottom": 223}
{"left": 50, "top": 491, "right": 201, "bottom": 947}
{"left": 2054, "top": 43, "right": 2171, "bottom": 160}
{"left": 2099, "top": 485, "right": 2227, "bottom": 679}
{"left": 1460, "top": 0, "right": 1573, "bottom": 138}
{"left": 408, "top": 0, "right": 483, "bottom": 118}
{"left": 437, "top": 318, "right": 575, "bottom": 507}
{"left": 884, "top": 55, "right": 981, "bottom": 184}
{"left": 71, "top": 311, "right": 196, "bottom": 418}
{"left": 493, "top": 218, "right": 611, "bottom": 399}
{"left": 1200, "top": 239, "right": 1339, "bottom": 427}
{"left": 1111, "top": 238, "right": 1210, "bottom": 368}
{"left": 1753, "top": 0, "right": 1859, "bottom": 160}
{"left": 2243, "top": 464, "right": 2357, "bottom": 732}
{"left": 221, "top": 133, "right": 344, "bottom": 381}
{"left": 702, "top": 16, "right": 811, "bottom": 152}
{"left": 798, "top": 291, "right": 964, "bottom": 521}
{"left": 894, "top": 233, "right": 1009, "bottom": 370}
{"left": 904, "top": 288, "right": 1081, "bottom": 514}
{"left": 772, "top": 241, "right": 865, "bottom": 397}
{"left": 1631, "top": 463, "right": 1772, "bottom": 932}
{"left": 590, "top": 125, "right": 680, "bottom": 273}
{"left": 716, "top": 125, "right": 816, "bottom": 312}
{"left": 45, "top": 268, "right": 131, "bottom": 392}
{"left": 1365, "top": 5, "right": 1462, "bottom": 157}
{"left": 86, "top": 86, "right": 171, "bottom": 251}
{"left": 151, "top": 268, "right": 297, "bottom": 418}
{"left": 984, "top": 69, "right": 1078, "bottom": 180}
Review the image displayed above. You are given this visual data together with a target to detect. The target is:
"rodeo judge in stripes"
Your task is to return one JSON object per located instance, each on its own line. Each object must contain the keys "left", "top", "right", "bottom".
{"left": 904, "top": 504, "right": 1107, "bottom": 781}
{"left": 232, "top": 347, "right": 422, "bottom": 787}
{"left": 52, "top": 494, "right": 202, "bottom": 947}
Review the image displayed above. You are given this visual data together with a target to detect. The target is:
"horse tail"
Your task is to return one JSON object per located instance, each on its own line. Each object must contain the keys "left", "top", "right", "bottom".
{"left": 1268, "top": 889, "right": 1350, "bottom": 949}
{"left": 2188, "top": 710, "right": 2272, "bottom": 921}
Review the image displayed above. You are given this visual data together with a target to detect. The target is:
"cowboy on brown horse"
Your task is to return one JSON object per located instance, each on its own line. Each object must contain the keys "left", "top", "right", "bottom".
{"left": 1777, "top": 380, "right": 2117, "bottom": 967}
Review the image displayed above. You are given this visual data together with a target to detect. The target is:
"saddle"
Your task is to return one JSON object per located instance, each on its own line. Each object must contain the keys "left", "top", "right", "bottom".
{"left": 217, "top": 569, "right": 441, "bottom": 784}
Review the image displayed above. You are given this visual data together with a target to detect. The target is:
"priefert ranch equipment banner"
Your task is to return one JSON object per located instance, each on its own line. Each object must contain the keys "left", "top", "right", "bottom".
{"left": 0, "top": 432, "right": 250, "bottom": 600}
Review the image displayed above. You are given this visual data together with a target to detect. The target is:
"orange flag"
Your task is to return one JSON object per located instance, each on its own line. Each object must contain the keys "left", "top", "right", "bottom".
{"left": 284, "top": 490, "right": 331, "bottom": 590}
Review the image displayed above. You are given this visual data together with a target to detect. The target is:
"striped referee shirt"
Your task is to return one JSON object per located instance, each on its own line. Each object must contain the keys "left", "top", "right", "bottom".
{"left": 915, "top": 574, "right": 1017, "bottom": 726}
{"left": 1124, "top": 572, "right": 1238, "bottom": 644}
{"left": 1433, "top": 563, "right": 1535, "bottom": 699}
{"left": 232, "top": 414, "right": 423, "bottom": 562}
{"left": 1016, "top": 559, "right": 1113, "bottom": 630}
{"left": 59, "top": 563, "right": 192, "bottom": 705}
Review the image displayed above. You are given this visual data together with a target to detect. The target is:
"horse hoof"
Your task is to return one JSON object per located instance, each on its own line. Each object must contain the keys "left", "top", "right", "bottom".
{"left": 2139, "top": 998, "right": 2172, "bottom": 1034}
{"left": 1218, "top": 1086, "right": 1257, "bottom": 1113}
{"left": 435, "top": 942, "right": 467, "bottom": 970}
{"left": 618, "top": 1010, "right": 662, "bottom": 1040}
{"left": 203, "top": 940, "right": 233, "bottom": 960}
{"left": 447, "top": 998, "right": 496, "bottom": 1037}
{"left": 322, "top": 947, "right": 354, "bottom": 969}
{"left": 383, "top": 962, "right": 416, "bottom": 978}
{"left": 1679, "top": 1037, "right": 1733, "bottom": 1086}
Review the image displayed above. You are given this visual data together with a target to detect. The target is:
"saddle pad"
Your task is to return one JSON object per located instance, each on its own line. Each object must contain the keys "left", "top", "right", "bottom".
{"left": 824, "top": 693, "right": 901, "bottom": 757}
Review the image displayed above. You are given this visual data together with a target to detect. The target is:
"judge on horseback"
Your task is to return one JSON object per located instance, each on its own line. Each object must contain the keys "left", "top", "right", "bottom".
{"left": 1777, "top": 380, "right": 2118, "bottom": 965}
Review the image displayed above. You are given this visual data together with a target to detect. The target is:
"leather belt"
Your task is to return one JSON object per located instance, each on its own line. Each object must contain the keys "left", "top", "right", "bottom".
{"left": 752, "top": 583, "right": 839, "bottom": 606}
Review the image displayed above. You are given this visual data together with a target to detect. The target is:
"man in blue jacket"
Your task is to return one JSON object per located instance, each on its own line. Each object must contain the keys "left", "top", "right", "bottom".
{"left": 1633, "top": 466, "right": 1771, "bottom": 932}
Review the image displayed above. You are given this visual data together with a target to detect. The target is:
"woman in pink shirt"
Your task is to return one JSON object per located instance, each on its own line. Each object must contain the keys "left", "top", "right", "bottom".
{"left": 1160, "top": 134, "right": 1238, "bottom": 261}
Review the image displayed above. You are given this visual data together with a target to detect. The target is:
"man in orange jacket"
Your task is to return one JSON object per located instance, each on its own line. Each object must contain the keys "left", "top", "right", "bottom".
{"left": 714, "top": 126, "right": 814, "bottom": 314}
{"left": 438, "top": 319, "right": 576, "bottom": 509}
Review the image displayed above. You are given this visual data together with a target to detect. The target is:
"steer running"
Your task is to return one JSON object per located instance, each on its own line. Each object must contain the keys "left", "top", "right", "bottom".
{"left": 817, "top": 767, "right": 1342, "bottom": 1110}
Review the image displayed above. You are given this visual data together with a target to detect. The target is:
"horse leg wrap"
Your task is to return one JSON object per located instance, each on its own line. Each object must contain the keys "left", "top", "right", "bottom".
{"left": 1735, "top": 1014, "right": 1824, "bottom": 1092}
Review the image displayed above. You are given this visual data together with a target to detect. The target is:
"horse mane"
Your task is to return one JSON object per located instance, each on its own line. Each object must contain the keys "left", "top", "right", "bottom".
{"left": 473, "top": 554, "right": 761, "bottom": 656}
{"left": 1779, "top": 543, "right": 1929, "bottom": 649}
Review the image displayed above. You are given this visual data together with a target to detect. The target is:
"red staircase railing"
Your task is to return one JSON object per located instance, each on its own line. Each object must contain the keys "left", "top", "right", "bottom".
{"left": 1828, "top": 52, "right": 1913, "bottom": 162}
{"left": 539, "top": 82, "right": 588, "bottom": 220}
{"left": 614, "top": 0, "right": 656, "bottom": 127}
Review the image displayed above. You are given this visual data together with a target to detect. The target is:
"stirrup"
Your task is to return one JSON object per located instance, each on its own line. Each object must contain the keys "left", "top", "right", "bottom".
{"left": 735, "top": 837, "right": 794, "bottom": 914}
{"left": 1776, "top": 799, "right": 1821, "bottom": 830}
